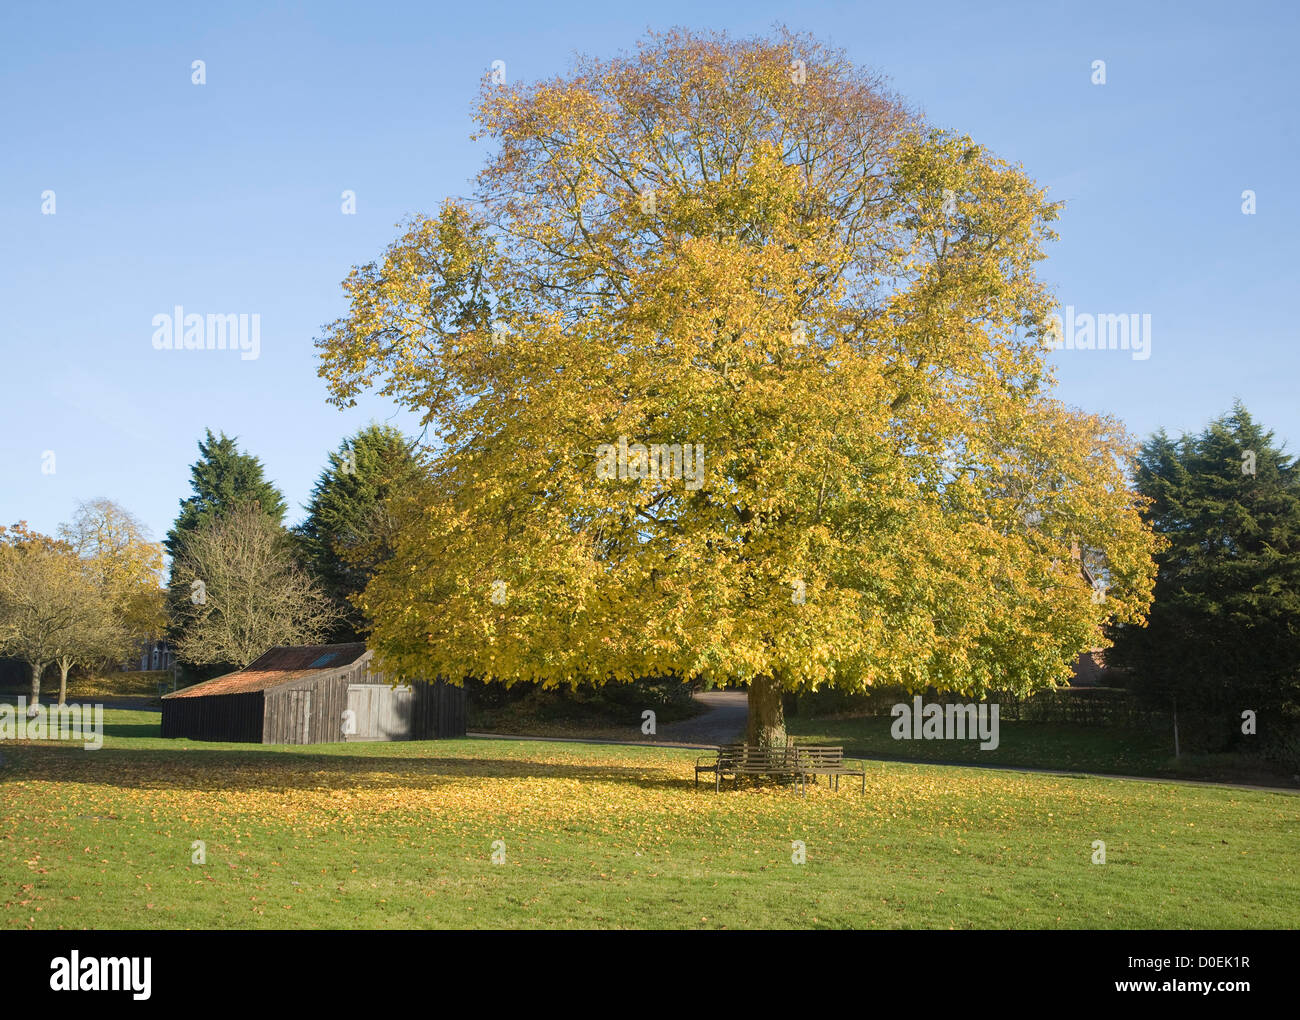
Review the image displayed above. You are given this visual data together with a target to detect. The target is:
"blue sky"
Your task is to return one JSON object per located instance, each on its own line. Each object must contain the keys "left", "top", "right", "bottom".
{"left": 2, "top": 0, "right": 1296, "bottom": 545}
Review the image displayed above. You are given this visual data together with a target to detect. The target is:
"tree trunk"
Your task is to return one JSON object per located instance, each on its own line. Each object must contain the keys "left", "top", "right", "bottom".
{"left": 58, "top": 660, "right": 72, "bottom": 706}
{"left": 746, "top": 672, "right": 787, "bottom": 747}
{"left": 29, "top": 661, "right": 45, "bottom": 713}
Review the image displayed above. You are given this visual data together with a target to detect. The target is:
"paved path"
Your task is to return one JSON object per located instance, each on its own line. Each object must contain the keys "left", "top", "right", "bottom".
{"left": 86, "top": 699, "right": 162, "bottom": 712}
{"left": 656, "top": 691, "right": 748, "bottom": 745}
{"left": 469, "top": 690, "right": 750, "bottom": 750}
{"left": 467, "top": 732, "right": 723, "bottom": 750}
{"left": 0, "top": 696, "right": 161, "bottom": 713}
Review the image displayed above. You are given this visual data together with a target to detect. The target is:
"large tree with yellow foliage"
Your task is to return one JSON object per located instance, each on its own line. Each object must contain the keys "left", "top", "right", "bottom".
{"left": 316, "top": 28, "right": 1159, "bottom": 745}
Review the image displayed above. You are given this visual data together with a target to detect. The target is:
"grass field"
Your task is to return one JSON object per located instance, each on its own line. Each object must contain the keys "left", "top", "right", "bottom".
{"left": 786, "top": 715, "right": 1300, "bottom": 787}
{"left": 2, "top": 709, "right": 1298, "bottom": 929}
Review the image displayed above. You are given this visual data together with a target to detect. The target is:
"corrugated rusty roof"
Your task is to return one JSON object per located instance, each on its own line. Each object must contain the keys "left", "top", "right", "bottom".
{"left": 164, "top": 643, "right": 369, "bottom": 699}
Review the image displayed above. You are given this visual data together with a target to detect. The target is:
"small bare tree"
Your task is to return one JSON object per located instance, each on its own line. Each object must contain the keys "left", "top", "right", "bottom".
{"left": 170, "top": 502, "right": 341, "bottom": 668}
{"left": 51, "top": 596, "right": 122, "bottom": 705}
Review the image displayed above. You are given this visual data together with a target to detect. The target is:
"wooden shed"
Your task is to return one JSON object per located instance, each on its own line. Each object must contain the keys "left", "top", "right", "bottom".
{"left": 161, "top": 643, "right": 466, "bottom": 744}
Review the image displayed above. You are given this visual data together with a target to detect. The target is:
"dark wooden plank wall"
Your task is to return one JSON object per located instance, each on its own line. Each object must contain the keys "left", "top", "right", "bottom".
{"left": 161, "top": 692, "right": 264, "bottom": 742}
{"left": 413, "top": 679, "right": 467, "bottom": 739}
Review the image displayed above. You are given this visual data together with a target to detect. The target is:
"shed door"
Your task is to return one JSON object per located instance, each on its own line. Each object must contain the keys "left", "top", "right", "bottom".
{"left": 287, "top": 690, "right": 312, "bottom": 744}
{"left": 346, "top": 685, "right": 374, "bottom": 741}
{"left": 347, "top": 684, "right": 413, "bottom": 741}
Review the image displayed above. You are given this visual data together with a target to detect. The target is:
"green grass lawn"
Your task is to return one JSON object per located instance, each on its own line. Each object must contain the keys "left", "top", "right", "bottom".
{"left": 787, "top": 714, "right": 1300, "bottom": 788}
{"left": 2, "top": 709, "right": 1297, "bottom": 929}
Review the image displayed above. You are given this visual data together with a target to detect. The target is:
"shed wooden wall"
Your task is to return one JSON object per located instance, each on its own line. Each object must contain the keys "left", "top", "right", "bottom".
{"left": 164, "top": 656, "right": 467, "bottom": 745}
{"left": 161, "top": 692, "right": 264, "bottom": 742}
{"left": 262, "top": 667, "right": 353, "bottom": 745}
{"left": 411, "top": 679, "right": 467, "bottom": 739}
{"left": 364, "top": 664, "right": 466, "bottom": 739}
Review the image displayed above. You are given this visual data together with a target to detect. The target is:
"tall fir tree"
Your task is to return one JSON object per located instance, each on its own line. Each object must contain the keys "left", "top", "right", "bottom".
{"left": 165, "top": 430, "right": 287, "bottom": 558}
{"left": 295, "top": 424, "right": 424, "bottom": 642}
{"left": 165, "top": 429, "right": 288, "bottom": 667}
{"left": 1110, "top": 403, "right": 1300, "bottom": 745}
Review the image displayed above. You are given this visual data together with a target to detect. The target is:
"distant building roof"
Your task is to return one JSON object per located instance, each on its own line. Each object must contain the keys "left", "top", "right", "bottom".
{"left": 164, "top": 643, "right": 369, "bottom": 699}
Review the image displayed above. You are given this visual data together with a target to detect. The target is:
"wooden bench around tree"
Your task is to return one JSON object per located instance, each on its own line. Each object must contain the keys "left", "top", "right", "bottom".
{"left": 695, "top": 743, "right": 802, "bottom": 792}
{"left": 695, "top": 743, "right": 867, "bottom": 794}
{"left": 694, "top": 743, "right": 741, "bottom": 789}
{"left": 791, "top": 745, "right": 867, "bottom": 793}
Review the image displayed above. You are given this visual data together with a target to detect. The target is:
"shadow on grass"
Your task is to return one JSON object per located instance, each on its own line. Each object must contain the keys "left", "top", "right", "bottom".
{"left": 0, "top": 704, "right": 162, "bottom": 742}
{"left": 0, "top": 742, "right": 687, "bottom": 794}
{"left": 101, "top": 720, "right": 163, "bottom": 739}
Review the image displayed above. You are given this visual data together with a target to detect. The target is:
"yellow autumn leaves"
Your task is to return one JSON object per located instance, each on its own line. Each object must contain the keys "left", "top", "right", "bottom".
{"left": 313, "top": 28, "right": 1159, "bottom": 703}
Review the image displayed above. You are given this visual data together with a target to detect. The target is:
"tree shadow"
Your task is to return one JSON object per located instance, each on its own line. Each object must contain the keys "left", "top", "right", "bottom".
{"left": 100, "top": 719, "right": 163, "bottom": 739}
{"left": 3, "top": 743, "right": 688, "bottom": 794}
